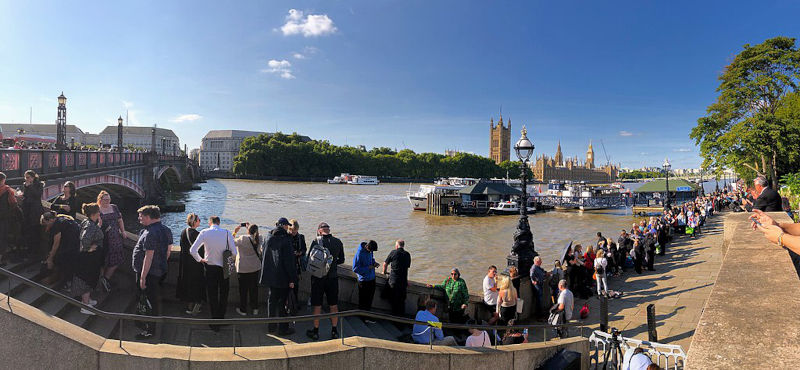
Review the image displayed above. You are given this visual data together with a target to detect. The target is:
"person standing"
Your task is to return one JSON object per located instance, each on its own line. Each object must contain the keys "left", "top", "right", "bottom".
{"left": 594, "top": 251, "right": 608, "bottom": 297}
{"left": 0, "top": 172, "right": 18, "bottom": 266}
{"left": 190, "top": 215, "right": 236, "bottom": 331}
{"left": 530, "top": 256, "right": 547, "bottom": 317}
{"left": 98, "top": 191, "right": 125, "bottom": 292}
{"left": 482, "top": 265, "right": 499, "bottom": 324}
{"left": 177, "top": 213, "right": 205, "bottom": 315}
{"left": 19, "top": 170, "right": 43, "bottom": 260}
{"left": 305, "top": 222, "right": 345, "bottom": 340}
{"left": 50, "top": 181, "right": 78, "bottom": 218}
{"left": 555, "top": 279, "right": 574, "bottom": 338}
{"left": 382, "top": 239, "right": 411, "bottom": 317}
{"left": 645, "top": 232, "right": 657, "bottom": 271}
{"left": 131, "top": 205, "right": 173, "bottom": 339}
{"left": 429, "top": 268, "right": 469, "bottom": 324}
{"left": 496, "top": 275, "right": 518, "bottom": 324}
{"left": 259, "top": 218, "right": 297, "bottom": 335}
{"left": 74, "top": 203, "right": 105, "bottom": 315}
{"left": 288, "top": 219, "right": 306, "bottom": 312}
{"left": 234, "top": 223, "right": 263, "bottom": 316}
{"left": 352, "top": 240, "right": 379, "bottom": 315}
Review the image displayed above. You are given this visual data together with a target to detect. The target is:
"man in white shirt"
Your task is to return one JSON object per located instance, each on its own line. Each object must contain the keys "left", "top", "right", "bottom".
{"left": 482, "top": 265, "right": 499, "bottom": 324}
{"left": 557, "top": 279, "right": 574, "bottom": 321}
{"left": 190, "top": 216, "right": 236, "bottom": 331}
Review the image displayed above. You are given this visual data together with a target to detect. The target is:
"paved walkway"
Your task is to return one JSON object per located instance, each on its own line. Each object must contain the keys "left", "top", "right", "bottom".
{"left": 575, "top": 215, "right": 725, "bottom": 352}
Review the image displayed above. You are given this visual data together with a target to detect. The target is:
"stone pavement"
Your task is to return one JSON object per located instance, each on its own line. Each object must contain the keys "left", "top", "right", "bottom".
{"left": 573, "top": 214, "right": 725, "bottom": 352}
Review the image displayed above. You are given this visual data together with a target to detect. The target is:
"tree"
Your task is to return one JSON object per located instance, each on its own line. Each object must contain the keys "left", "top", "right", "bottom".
{"left": 691, "top": 36, "right": 800, "bottom": 189}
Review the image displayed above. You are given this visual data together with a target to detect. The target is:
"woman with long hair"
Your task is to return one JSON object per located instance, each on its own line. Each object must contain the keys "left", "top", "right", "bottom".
{"left": 233, "top": 222, "right": 263, "bottom": 316}
{"left": 50, "top": 181, "right": 78, "bottom": 218}
{"left": 19, "top": 170, "right": 44, "bottom": 259}
{"left": 97, "top": 190, "right": 125, "bottom": 292}
{"left": 496, "top": 275, "right": 518, "bottom": 325}
{"left": 177, "top": 213, "right": 205, "bottom": 315}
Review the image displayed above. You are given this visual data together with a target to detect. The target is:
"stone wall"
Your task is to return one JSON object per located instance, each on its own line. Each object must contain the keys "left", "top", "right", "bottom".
{"left": 687, "top": 212, "right": 800, "bottom": 369}
{"left": 0, "top": 293, "right": 589, "bottom": 369}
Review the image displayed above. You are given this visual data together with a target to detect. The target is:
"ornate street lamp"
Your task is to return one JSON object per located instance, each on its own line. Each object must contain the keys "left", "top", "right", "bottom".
{"left": 663, "top": 158, "right": 671, "bottom": 209}
{"left": 508, "top": 126, "right": 537, "bottom": 279}
{"left": 70, "top": 137, "right": 74, "bottom": 150}
{"left": 117, "top": 116, "right": 124, "bottom": 153}
{"left": 699, "top": 167, "right": 704, "bottom": 196}
{"left": 56, "top": 92, "right": 67, "bottom": 150}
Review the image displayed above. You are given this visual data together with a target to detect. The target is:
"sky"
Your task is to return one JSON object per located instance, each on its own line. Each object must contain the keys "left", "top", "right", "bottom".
{"left": 1, "top": 1, "right": 798, "bottom": 169}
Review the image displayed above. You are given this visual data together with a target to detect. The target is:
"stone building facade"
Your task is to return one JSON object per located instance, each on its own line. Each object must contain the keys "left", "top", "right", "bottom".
{"left": 531, "top": 141, "right": 617, "bottom": 183}
{"left": 489, "top": 115, "right": 510, "bottom": 164}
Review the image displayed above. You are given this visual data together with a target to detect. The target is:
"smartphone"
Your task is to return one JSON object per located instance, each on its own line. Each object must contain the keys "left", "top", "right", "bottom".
{"left": 240, "top": 222, "right": 247, "bottom": 227}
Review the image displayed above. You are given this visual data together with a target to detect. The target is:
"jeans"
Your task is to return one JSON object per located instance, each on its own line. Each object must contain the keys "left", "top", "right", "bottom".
{"left": 237, "top": 271, "right": 259, "bottom": 312}
{"left": 268, "top": 287, "right": 290, "bottom": 332}
{"left": 205, "top": 265, "right": 230, "bottom": 320}
{"left": 596, "top": 274, "right": 608, "bottom": 295}
{"left": 358, "top": 279, "right": 376, "bottom": 311}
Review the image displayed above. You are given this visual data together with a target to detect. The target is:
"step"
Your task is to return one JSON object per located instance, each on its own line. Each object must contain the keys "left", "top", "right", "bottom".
{"left": 377, "top": 319, "right": 404, "bottom": 338}
{"left": 59, "top": 304, "right": 94, "bottom": 328}
{"left": 7, "top": 264, "right": 48, "bottom": 295}
{"left": 13, "top": 284, "right": 48, "bottom": 305}
{"left": 362, "top": 318, "right": 396, "bottom": 341}
{"left": 87, "top": 286, "right": 139, "bottom": 339}
{"left": 342, "top": 316, "right": 375, "bottom": 339}
{"left": 35, "top": 292, "right": 72, "bottom": 316}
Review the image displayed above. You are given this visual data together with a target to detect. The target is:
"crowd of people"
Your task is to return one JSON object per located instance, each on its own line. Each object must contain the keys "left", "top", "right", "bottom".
{"left": 0, "top": 169, "right": 788, "bottom": 359}
{"left": 2, "top": 140, "right": 151, "bottom": 153}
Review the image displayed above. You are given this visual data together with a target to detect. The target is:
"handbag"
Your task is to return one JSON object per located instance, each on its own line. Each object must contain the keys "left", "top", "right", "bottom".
{"left": 222, "top": 231, "right": 235, "bottom": 279}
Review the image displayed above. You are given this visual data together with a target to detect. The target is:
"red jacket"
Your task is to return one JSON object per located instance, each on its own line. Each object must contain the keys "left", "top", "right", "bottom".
{"left": 0, "top": 185, "right": 17, "bottom": 207}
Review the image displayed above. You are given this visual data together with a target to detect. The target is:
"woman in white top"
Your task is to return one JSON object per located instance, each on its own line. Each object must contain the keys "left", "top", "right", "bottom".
{"left": 594, "top": 250, "right": 609, "bottom": 297}
{"left": 464, "top": 319, "right": 492, "bottom": 348}
{"left": 234, "top": 223, "right": 263, "bottom": 316}
{"left": 496, "top": 275, "right": 518, "bottom": 323}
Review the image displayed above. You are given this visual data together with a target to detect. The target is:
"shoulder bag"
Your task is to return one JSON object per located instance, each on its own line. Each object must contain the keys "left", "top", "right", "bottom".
{"left": 222, "top": 231, "right": 235, "bottom": 279}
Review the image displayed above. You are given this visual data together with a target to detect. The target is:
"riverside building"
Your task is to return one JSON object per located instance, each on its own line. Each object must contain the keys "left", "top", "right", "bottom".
{"left": 531, "top": 141, "right": 618, "bottom": 184}
{"left": 99, "top": 126, "right": 179, "bottom": 152}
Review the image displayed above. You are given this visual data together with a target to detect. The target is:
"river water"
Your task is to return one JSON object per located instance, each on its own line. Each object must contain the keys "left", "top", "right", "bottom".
{"left": 147, "top": 179, "right": 664, "bottom": 290}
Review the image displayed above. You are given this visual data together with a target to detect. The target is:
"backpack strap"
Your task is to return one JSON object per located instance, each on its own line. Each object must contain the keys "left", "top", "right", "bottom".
{"left": 250, "top": 236, "right": 262, "bottom": 261}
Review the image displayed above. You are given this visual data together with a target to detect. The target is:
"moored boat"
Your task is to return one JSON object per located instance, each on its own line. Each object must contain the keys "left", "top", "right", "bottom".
{"left": 347, "top": 175, "right": 380, "bottom": 185}
{"left": 488, "top": 200, "right": 536, "bottom": 215}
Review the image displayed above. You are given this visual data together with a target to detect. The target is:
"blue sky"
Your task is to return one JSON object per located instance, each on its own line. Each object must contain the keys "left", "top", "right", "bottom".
{"left": 1, "top": 1, "right": 798, "bottom": 169}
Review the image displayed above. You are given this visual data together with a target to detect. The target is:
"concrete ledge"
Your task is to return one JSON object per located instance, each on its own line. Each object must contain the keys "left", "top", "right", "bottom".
{"left": 0, "top": 293, "right": 589, "bottom": 369}
{"left": 688, "top": 212, "right": 800, "bottom": 369}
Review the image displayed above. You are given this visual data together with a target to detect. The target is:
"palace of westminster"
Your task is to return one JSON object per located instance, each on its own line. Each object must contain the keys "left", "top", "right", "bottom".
{"left": 489, "top": 115, "right": 618, "bottom": 184}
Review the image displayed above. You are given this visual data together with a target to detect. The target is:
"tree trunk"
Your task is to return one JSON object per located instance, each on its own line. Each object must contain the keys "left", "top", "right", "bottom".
{"left": 761, "top": 155, "right": 768, "bottom": 182}
{"left": 771, "top": 150, "right": 778, "bottom": 189}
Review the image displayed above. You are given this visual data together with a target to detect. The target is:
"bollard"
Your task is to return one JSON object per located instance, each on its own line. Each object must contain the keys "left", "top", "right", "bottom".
{"left": 646, "top": 304, "right": 658, "bottom": 342}
{"left": 600, "top": 295, "right": 608, "bottom": 333}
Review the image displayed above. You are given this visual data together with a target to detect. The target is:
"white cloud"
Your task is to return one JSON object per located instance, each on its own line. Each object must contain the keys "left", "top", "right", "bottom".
{"left": 674, "top": 148, "right": 692, "bottom": 152}
{"left": 170, "top": 114, "right": 203, "bottom": 123}
{"left": 280, "top": 9, "right": 337, "bottom": 37}
{"left": 292, "top": 46, "right": 320, "bottom": 60}
{"left": 122, "top": 100, "right": 134, "bottom": 109}
{"left": 261, "top": 59, "right": 295, "bottom": 79}
{"left": 619, "top": 131, "right": 633, "bottom": 137}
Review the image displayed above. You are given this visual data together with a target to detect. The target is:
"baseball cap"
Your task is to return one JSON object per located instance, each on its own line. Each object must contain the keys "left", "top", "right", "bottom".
{"left": 277, "top": 217, "right": 290, "bottom": 226}
{"left": 318, "top": 222, "right": 330, "bottom": 229}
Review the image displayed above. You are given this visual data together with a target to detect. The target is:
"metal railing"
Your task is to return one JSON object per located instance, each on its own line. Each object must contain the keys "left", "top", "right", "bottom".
{"left": 1, "top": 265, "right": 592, "bottom": 352}
{"left": 589, "top": 330, "right": 686, "bottom": 370}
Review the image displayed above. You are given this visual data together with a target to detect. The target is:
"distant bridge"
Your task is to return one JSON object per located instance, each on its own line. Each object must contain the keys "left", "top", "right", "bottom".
{"left": 0, "top": 149, "right": 199, "bottom": 205}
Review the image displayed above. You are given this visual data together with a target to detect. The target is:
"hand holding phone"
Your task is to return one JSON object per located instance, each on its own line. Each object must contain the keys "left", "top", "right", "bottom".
{"left": 240, "top": 222, "right": 247, "bottom": 227}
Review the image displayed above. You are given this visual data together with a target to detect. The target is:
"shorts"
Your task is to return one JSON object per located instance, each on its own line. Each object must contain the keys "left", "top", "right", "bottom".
{"left": 310, "top": 276, "right": 339, "bottom": 306}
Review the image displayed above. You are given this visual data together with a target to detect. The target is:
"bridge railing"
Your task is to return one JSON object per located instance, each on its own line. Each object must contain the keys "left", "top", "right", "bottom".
{"left": 0, "top": 149, "right": 153, "bottom": 179}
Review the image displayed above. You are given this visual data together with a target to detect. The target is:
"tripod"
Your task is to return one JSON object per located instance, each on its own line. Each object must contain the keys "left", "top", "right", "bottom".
{"left": 602, "top": 328, "right": 625, "bottom": 370}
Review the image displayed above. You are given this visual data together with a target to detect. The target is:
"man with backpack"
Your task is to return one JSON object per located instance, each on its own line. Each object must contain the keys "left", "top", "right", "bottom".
{"left": 259, "top": 217, "right": 297, "bottom": 335}
{"left": 305, "top": 222, "right": 345, "bottom": 340}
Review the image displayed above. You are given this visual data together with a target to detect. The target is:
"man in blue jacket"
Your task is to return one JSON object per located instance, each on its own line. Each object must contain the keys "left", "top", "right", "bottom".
{"left": 353, "top": 240, "right": 379, "bottom": 315}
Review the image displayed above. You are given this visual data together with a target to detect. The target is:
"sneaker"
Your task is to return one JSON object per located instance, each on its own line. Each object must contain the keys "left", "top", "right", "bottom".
{"left": 89, "top": 299, "right": 98, "bottom": 306}
{"left": 235, "top": 307, "right": 247, "bottom": 316}
{"left": 252, "top": 309, "right": 259, "bottom": 315}
{"left": 306, "top": 329, "right": 319, "bottom": 340}
{"left": 136, "top": 331, "right": 154, "bottom": 339}
{"left": 100, "top": 277, "right": 111, "bottom": 292}
{"left": 331, "top": 328, "right": 339, "bottom": 339}
{"left": 80, "top": 304, "right": 96, "bottom": 315}
{"left": 184, "top": 303, "right": 201, "bottom": 315}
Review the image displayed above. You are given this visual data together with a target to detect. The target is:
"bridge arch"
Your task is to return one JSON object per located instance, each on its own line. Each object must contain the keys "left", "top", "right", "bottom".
{"left": 156, "top": 165, "right": 183, "bottom": 184}
{"left": 43, "top": 174, "right": 145, "bottom": 201}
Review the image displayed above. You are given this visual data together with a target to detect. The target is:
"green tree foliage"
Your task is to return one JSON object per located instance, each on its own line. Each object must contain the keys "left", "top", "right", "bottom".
{"left": 618, "top": 170, "right": 664, "bottom": 180}
{"left": 233, "top": 133, "right": 518, "bottom": 179}
{"left": 691, "top": 36, "right": 800, "bottom": 188}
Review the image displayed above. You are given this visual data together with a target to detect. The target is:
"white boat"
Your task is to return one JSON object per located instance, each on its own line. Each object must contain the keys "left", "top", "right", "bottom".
{"left": 435, "top": 177, "right": 480, "bottom": 187}
{"left": 347, "top": 175, "right": 380, "bottom": 185}
{"left": 489, "top": 200, "right": 536, "bottom": 215}
{"left": 406, "top": 183, "right": 465, "bottom": 211}
{"left": 327, "top": 173, "right": 351, "bottom": 184}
